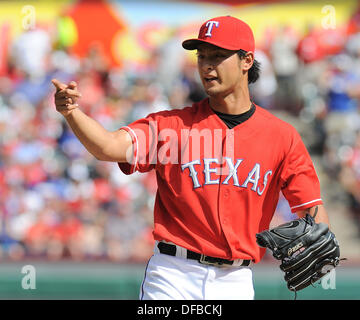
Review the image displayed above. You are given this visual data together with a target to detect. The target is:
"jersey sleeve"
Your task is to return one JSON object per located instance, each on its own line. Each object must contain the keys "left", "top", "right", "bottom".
{"left": 118, "top": 114, "right": 159, "bottom": 175}
{"left": 280, "top": 129, "right": 323, "bottom": 213}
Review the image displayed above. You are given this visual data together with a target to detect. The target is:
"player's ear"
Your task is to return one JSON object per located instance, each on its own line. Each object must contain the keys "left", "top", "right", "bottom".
{"left": 242, "top": 52, "right": 254, "bottom": 71}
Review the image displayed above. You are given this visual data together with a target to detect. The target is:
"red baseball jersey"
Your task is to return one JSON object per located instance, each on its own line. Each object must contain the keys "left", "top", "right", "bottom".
{"left": 118, "top": 98, "right": 323, "bottom": 263}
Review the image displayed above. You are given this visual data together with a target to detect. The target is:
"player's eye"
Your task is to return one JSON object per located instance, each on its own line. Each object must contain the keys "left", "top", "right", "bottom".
{"left": 215, "top": 53, "right": 226, "bottom": 58}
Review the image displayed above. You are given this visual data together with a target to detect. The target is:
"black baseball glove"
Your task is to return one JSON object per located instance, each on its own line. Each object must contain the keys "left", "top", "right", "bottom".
{"left": 256, "top": 212, "right": 342, "bottom": 293}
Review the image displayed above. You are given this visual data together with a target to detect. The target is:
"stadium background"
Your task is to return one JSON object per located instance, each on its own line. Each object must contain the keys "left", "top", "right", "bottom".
{"left": 0, "top": 0, "right": 360, "bottom": 299}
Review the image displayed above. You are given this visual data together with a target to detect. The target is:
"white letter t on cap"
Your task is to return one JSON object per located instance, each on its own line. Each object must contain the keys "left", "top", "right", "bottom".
{"left": 205, "top": 21, "right": 219, "bottom": 37}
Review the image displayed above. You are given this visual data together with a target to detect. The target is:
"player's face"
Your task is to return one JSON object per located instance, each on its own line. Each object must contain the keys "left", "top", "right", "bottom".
{"left": 196, "top": 43, "right": 245, "bottom": 97}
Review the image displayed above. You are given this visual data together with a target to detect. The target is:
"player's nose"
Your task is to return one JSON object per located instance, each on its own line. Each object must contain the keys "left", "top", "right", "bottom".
{"left": 199, "top": 59, "right": 215, "bottom": 73}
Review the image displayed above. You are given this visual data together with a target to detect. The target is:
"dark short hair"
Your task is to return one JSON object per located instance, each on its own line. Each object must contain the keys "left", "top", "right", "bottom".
{"left": 237, "top": 49, "right": 260, "bottom": 84}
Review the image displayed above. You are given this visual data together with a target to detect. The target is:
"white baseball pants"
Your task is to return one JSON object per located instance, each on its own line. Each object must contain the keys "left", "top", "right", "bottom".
{"left": 139, "top": 245, "right": 255, "bottom": 300}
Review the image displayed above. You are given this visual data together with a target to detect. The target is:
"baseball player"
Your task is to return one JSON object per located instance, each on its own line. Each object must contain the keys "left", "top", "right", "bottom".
{"left": 52, "top": 16, "right": 331, "bottom": 300}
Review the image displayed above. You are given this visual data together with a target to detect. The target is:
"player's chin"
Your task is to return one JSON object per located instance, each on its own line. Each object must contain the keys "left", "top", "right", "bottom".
{"left": 204, "top": 83, "right": 222, "bottom": 95}
{"left": 205, "top": 86, "right": 225, "bottom": 97}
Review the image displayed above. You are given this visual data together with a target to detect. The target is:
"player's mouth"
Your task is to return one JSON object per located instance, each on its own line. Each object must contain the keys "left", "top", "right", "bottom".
{"left": 204, "top": 76, "right": 218, "bottom": 83}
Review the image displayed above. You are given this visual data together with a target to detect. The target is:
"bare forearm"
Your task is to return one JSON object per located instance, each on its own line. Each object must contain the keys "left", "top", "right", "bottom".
{"left": 64, "top": 108, "right": 118, "bottom": 160}
{"left": 296, "top": 204, "right": 330, "bottom": 228}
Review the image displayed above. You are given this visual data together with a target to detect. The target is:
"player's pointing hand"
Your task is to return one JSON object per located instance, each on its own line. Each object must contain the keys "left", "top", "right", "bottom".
{"left": 52, "top": 79, "right": 82, "bottom": 117}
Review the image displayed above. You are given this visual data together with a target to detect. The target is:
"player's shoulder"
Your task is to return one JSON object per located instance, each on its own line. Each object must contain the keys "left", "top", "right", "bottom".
{"left": 255, "top": 105, "right": 299, "bottom": 136}
{"left": 146, "top": 99, "right": 205, "bottom": 124}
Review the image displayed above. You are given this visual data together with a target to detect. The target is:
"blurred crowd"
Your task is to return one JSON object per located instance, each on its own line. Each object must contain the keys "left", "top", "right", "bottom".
{"left": 1, "top": 7, "right": 360, "bottom": 262}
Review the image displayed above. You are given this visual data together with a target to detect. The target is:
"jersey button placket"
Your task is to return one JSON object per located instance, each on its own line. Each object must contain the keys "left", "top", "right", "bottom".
{"left": 217, "top": 132, "right": 233, "bottom": 256}
{"left": 222, "top": 131, "right": 233, "bottom": 225}
{"left": 219, "top": 172, "right": 227, "bottom": 224}
{"left": 219, "top": 186, "right": 231, "bottom": 242}
{"left": 219, "top": 184, "right": 231, "bottom": 248}
{"left": 222, "top": 189, "right": 229, "bottom": 224}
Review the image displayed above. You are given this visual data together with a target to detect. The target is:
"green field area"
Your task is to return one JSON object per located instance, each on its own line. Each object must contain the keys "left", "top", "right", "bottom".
{"left": 0, "top": 261, "right": 358, "bottom": 300}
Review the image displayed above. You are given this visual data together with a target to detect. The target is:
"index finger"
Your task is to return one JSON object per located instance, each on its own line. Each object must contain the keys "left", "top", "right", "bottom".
{"left": 55, "top": 88, "right": 82, "bottom": 98}
{"left": 51, "top": 79, "right": 67, "bottom": 92}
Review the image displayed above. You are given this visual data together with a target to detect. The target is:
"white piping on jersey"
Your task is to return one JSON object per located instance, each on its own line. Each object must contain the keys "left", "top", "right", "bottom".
{"left": 290, "top": 199, "right": 322, "bottom": 210}
{"left": 122, "top": 126, "right": 138, "bottom": 174}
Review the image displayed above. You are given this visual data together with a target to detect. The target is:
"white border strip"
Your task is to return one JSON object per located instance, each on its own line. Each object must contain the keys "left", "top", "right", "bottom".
{"left": 291, "top": 198, "right": 322, "bottom": 210}
{"left": 122, "top": 126, "right": 138, "bottom": 174}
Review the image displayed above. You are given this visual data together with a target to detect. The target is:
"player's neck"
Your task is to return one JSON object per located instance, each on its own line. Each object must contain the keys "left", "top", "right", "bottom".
{"left": 209, "top": 90, "right": 251, "bottom": 115}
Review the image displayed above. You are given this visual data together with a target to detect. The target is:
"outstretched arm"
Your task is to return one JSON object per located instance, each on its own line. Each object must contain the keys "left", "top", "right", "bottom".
{"left": 52, "top": 79, "right": 133, "bottom": 162}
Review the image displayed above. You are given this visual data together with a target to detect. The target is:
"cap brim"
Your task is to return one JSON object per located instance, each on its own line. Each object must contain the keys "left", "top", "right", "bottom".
{"left": 182, "top": 39, "right": 205, "bottom": 50}
{"left": 182, "top": 38, "right": 241, "bottom": 51}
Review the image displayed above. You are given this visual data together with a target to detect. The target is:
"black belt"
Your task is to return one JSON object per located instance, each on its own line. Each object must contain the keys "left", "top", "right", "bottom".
{"left": 157, "top": 242, "right": 251, "bottom": 267}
